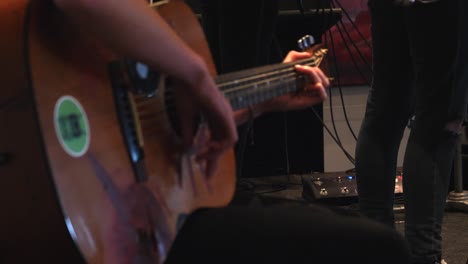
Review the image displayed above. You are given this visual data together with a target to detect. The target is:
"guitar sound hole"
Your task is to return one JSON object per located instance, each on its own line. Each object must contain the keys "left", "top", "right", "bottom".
{"left": 124, "top": 60, "right": 160, "bottom": 97}
{"left": 164, "top": 84, "right": 201, "bottom": 139}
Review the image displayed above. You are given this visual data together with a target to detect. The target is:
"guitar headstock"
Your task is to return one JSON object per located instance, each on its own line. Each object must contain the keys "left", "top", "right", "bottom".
{"left": 298, "top": 35, "right": 316, "bottom": 52}
{"left": 298, "top": 35, "right": 330, "bottom": 78}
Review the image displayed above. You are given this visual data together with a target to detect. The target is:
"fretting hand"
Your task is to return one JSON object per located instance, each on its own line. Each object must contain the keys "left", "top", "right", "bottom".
{"left": 256, "top": 51, "right": 329, "bottom": 114}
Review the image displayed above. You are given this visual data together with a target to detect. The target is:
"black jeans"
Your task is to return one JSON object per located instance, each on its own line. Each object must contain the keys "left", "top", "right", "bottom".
{"left": 165, "top": 195, "right": 410, "bottom": 263}
{"left": 355, "top": 0, "right": 468, "bottom": 263}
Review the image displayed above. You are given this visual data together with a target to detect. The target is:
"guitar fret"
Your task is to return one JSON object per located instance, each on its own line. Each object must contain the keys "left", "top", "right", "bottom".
{"left": 225, "top": 76, "right": 298, "bottom": 111}
{"left": 218, "top": 50, "right": 326, "bottom": 111}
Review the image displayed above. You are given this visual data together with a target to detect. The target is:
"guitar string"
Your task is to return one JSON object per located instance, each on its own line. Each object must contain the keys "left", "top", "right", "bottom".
{"left": 215, "top": 55, "right": 321, "bottom": 91}
{"left": 132, "top": 55, "right": 323, "bottom": 113}
{"left": 126, "top": 53, "right": 326, "bottom": 137}
{"left": 126, "top": 50, "right": 322, "bottom": 105}
{"left": 132, "top": 73, "right": 307, "bottom": 138}
{"left": 134, "top": 80, "right": 311, "bottom": 137}
{"left": 134, "top": 70, "right": 301, "bottom": 108}
{"left": 132, "top": 77, "right": 301, "bottom": 139}
{"left": 134, "top": 72, "right": 300, "bottom": 118}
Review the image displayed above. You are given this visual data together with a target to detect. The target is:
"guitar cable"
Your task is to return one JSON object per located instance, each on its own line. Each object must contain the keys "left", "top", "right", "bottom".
{"left": 235, "top": 116, "right": 254, "bottom": 179}
{"left": 330, "top": 0, "right": 372, "bottom": 85}
{"left": 310, "top": 106, "right": 356, "bottom": 165}
{"left": 315, "top": 0, "right": 375, "bottom": 164}
{"left": 334, "top": 1, "right": 371, "bottom": 50}
{"left": 238, "top": 0, "right": 373, "bottom": 193}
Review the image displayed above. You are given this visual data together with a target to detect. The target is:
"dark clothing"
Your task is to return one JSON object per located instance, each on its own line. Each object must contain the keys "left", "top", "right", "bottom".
{"left": 165, "top": 2, "right": 412, "bottom": 263}
{"left": 166, "top": 196, "right": 411, "bottom": 263}
{"left": 355, "top": 0, "right": 468, "bottom": 263}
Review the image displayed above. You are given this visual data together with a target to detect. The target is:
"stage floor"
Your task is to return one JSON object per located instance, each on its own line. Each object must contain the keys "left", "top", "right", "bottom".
{"left": 237, "top": 173, "right": 468, "bottom": 264}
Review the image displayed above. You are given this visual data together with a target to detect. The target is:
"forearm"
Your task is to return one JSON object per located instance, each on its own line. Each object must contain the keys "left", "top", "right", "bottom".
{"left": 54, "top": 0, "right": 208, "bottom": 87}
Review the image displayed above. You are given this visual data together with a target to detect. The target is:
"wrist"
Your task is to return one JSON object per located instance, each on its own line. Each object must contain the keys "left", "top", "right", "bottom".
{"left": 184, "top": 55, "right": 211, "bottom": 89}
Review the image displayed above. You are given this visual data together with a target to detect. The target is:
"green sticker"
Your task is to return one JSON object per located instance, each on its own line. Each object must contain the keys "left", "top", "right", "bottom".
{"left": 54, "top": 96, "right": 90, "bottom": 157}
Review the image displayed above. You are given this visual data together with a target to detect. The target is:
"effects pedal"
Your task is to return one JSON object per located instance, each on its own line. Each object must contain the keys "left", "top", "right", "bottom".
{"left": 302, "top": 172, "right": 403, "bottom": 204}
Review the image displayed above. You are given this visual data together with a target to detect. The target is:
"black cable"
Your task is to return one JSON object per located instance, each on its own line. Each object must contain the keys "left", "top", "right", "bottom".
{"left": 310, "top": 107, "right": 356, "bottom": 164}
{"left": 330, "top": 0, "right": 373, "bottom": 84}
{"left": 335, "top": 80, "right": 359, "bottom": 142}
{"left": 333, "top": 17, "right": 373, "bottom": 79}
{"left": 241, "top": 2, "right": 360, "bottom": 191}
{"left": 281, "top": 2, "right": 356, "bottom": 174}
{"left": 282, "top": 112, "right": 291, "bottom": 180}
{"left": 325, "top": 29, "right": 344, "bottom": 145}
{"left": 333, "top": 0, "right": 372, "bottom": 50}
{"left": 255, "top": 0, "right": 266, "bottom": 65}
{"left": 319, "top": 0, "right": 328, "bottom": 37}
{"left": 235, "top": 118, "right": 254, "bottom": 179}
{"left": 312, "top": 2, "right": 344, "bottom": 147}
{"left": 325, "top": 0, "right": 369, "bottom": 142}
{"left": 327, "top": 48, "right": 360, "bottom": 142}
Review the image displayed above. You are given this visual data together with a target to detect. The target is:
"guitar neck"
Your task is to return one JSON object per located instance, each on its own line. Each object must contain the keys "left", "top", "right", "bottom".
{"left": 216, "top": 53, "right": 325, "bottom": 111}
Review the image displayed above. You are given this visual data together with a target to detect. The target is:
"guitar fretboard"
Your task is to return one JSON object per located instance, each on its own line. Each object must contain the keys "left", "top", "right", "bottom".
{"left": 215, "top": 50, "right": 326, "bottom": 111}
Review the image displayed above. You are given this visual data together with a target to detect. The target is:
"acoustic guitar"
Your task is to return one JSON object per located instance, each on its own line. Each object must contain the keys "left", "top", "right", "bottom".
{"left": 0, "top": 0, "right": 326, "bottom": 263}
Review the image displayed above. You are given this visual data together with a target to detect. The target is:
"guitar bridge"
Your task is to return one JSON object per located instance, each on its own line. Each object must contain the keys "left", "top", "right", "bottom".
{"left": 109, "top": 61, "right": 149, "bottom": 182}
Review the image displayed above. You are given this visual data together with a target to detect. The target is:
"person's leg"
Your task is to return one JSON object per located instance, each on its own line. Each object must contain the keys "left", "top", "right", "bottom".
{"left": 165, "top": 204, "right": 411, "bottom": 263}
{"left": 449, "top": 0, "right": 468, "bottom": 123}
{"left": 403, "top": 1, "right": 463, "bottom": 263}
{"left": 355, "top": 0, "right": 414, "bottom": 228}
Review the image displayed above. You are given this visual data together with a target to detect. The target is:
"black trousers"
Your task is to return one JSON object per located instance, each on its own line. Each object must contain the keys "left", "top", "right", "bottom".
{"left": 355, "top": 1, "right": 468, "bottom": 263}
{"left": 165, "top": 1, "right": 409, "bottom": 263}
{"left": 165, "top": 194, "right": 411, "bottom": 264}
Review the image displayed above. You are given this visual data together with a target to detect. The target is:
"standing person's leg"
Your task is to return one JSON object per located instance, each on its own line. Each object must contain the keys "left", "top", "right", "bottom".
{"left": 449, "top": 0, "right": 468, "bottom": 123}
{"left": 355, "top": 0, "right": 414, "bottom": 228}
{"left": 165, "top": 204, "right": 411, "bottom": 263}
{"left": 403, "top": 1, "right": 462, "bottom": 263}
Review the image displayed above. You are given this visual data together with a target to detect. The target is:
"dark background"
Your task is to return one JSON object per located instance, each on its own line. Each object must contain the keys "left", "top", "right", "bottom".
{"left": 186, "top": 0, "right": 341, "bottom": 178}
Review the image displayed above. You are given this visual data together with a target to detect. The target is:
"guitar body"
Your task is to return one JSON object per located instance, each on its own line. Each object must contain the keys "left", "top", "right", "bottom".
{"left": 0, "top": 0, "right": 235, "bottom": 263}
{"left": 0, "top": 1, "right": 86, "bottom": 263}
